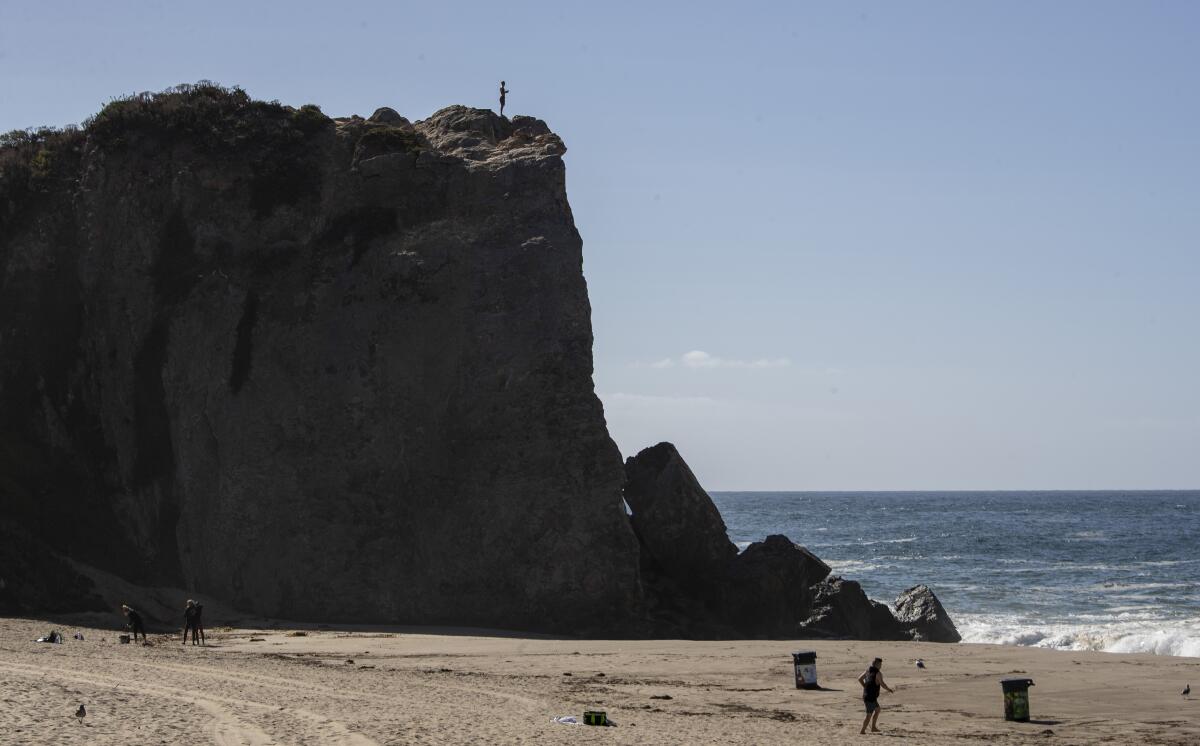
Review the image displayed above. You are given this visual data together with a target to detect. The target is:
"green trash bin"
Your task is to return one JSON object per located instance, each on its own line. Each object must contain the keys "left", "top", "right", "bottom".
{"left": 792, "top": 650, "right": 818, "bottom": 689}
{"left": 1001, "top": 677, "right": 1034, "bottom": 721}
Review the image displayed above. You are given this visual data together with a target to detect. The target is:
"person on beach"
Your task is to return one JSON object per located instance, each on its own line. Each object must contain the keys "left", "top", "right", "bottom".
{"left": 858, "top": 656, "right": 894, "bottom": 734}
{"left": 194, "top": 602, "right": 206, "bottom": 645}
{"left": 183, "top": 600, "right": 200, "bottom": 645}
{"left": 499, "top": 81, "right": 509, "bottom": 116}
{"left": 121, "top": 604, "right": 146, "bottom": 643}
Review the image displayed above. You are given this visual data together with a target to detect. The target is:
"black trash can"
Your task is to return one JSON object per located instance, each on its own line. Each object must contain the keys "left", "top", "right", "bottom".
{"left": 792, "top": 650, "right": 818, "bottom": 689}
{"left": 1000, "top": 677, "right": 1034, "bottom": 721}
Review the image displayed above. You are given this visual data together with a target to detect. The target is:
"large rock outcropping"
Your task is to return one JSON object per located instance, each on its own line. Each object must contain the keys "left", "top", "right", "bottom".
{"left": 0, "top": 84, "right": 641, "bottom": 629}
{"left": 1, "top": 85, "right": 960, "bottom": 641}
{"left": 623, "top": 443, "right": 960, "bottom": 641}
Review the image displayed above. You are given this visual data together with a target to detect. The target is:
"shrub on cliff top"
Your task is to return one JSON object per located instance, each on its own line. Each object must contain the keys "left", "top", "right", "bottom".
{"left": 0, "top": 126, "right": 85, "bottom": 231}
{"left": 86, "top": 81, "right": 290, "bottom": 151}
{"left": 87, "top": 82, "right": 325, "bottom": 215}
{"left": 1, "top": 126, "right": 85, "bottom": 178}
{"left": 2, "top": 83, "right": 331, "bottom": 223}
{"left": 351, "top": 124, "right": 425, "bottom": 166}
{"left": 292, "top": 103, "right": 333, "bottom": 136}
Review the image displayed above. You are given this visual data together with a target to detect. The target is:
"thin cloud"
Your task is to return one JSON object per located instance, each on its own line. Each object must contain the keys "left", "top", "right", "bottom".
{"left": 630, "top": 350, "right": 792, "bottom": 370}
{"left": 677, "top": 350, "right": 791, "bottom": 369}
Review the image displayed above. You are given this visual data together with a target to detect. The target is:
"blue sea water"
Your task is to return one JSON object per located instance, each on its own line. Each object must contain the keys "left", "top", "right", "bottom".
{"left": 710, "top": 491, "right": 1200, "bottom": 657}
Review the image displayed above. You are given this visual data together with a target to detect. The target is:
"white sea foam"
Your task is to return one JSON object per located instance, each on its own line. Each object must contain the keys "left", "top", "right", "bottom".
{"left": 1105, "top": 631, "right": 1200, "bottom": 657}
{"left": 863, "top": 536, "right": 919, "bottom": 546}
{"left": 1065, "top": 530, "right": 1108, "bottom": 541}
{"left": 958, "top": 614, "right": 1200, "bottom": 658}
{"left": 825, "top": 560, "right": 881, "bottom": 575}
{"left": 1088, "top": 581, "right": 1192, "bottom": 591}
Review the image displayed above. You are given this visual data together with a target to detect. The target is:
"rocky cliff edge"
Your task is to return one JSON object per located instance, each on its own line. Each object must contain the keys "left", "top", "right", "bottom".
{"left": 0, "top": 84, "right": 639, "bottom": 631}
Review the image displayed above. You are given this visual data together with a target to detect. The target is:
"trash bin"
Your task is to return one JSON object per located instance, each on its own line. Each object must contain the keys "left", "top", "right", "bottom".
{"left": 1000, "top": 677, "right": 1034, "bottom": 721}
{"left": 792, "top": 650, "right": 818, "bottom": 689}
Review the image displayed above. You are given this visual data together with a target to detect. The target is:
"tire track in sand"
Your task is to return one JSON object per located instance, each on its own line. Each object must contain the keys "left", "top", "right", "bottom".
{"left": 0, "top": 659, "right": 376, "bottom": 745}
{"left": 138, "top": 656, "right": 543, "bottom": 711}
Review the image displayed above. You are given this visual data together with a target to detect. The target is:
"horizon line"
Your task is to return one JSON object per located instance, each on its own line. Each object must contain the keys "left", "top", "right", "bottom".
{"left": 708, "top": 487, "right": 1200, "bottom": 494}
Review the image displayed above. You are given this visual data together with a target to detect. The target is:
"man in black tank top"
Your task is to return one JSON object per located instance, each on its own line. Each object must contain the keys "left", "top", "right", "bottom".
{"left": 857, "top": 656, "right": 894, "bottom": 734}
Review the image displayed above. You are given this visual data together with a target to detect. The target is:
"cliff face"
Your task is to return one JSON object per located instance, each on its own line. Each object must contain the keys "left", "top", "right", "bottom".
{"left": 0, "top": 85, "right": 641, "bottom": 629}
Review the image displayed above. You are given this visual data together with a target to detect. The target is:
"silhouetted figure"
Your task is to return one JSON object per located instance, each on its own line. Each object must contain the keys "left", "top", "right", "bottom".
{"left": 75, "top": 704, "right": 86, "bottom": 725}
{"left": 121, "top": 604, "right": 146, "bottom": 643}
{"left": 499, "top": 81, "right": 509, "bottom": 117}
{"left": 195, "top": 602, "right": 206, "bottom": 645}
{"left": 183, "top": 599, "right": 201, "bottom": 645}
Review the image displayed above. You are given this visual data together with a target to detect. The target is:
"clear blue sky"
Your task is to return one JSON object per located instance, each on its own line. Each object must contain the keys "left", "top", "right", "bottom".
{"left": 3, "top": 2, "right": 1197, "bottom": 489}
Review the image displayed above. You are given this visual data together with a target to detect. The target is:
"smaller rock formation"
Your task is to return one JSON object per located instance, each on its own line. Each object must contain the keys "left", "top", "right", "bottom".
{"left": 623, "top": 442, "right": 960, "bottom": 641}
{"left": 367, "top": 107, "right": 409, "bottom": 125}
{"left": 718, "top": 535, "right": 830, "bottom": 637}
{"left": 797, "top": 577, "right": 878, "bottom": 640}
{"left": 624, "top": 442, "right": 737, "bottom": 590}
{"left": 894, "top": 584, "right": 962, "bottom": 642}
{"left": 797, "top": 579, "right": 961, "bottom": 642}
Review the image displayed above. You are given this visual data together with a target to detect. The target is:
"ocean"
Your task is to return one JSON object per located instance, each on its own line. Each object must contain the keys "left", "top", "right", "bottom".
{"left": 710, "top": 491, "right": 1200, "bottom": 657}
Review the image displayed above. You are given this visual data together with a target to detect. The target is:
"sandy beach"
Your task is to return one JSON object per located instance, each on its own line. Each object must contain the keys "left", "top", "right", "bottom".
{"left": 2, "top": 616, "right": 1197, "bottom": 745}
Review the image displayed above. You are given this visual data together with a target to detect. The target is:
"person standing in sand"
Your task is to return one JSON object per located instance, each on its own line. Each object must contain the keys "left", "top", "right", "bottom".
{"left": 857, "top": 656, "right": 894, "bottom": 734}
{"left": 121, "top": 604, "right": 146, "bottom": 644}
{"left": 194, "top": 601, "right": 206, "bottom": 645}
{"left": 183, "top": 600, "right": 200, "bottom": 645}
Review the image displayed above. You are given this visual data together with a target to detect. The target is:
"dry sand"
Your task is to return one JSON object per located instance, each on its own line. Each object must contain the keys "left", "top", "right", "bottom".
{"left": 2, "top": 616, "right": 1198, "bottom": 745}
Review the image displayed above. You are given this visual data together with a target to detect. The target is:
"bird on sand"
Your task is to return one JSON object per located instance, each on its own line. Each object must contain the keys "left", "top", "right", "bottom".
{"left": 1183, "top": 684, "right": 1190, "bottom": 696}
{"left": 74, "top": 704, "right": 86, "bottom": 724}
{"left": 915, "top": 659, "right": 926, "bottom": 669}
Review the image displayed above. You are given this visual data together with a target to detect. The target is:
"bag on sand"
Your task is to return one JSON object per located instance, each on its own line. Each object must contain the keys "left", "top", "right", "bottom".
{"left": 583, "top": 711, "right": 607, "bottom": 726}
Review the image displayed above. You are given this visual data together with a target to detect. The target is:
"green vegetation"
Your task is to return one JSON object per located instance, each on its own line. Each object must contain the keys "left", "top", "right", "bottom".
{"left": 355, "top": 124, "right": 424, "bottom": 158}
{"left": 292, "top": 103, "right": 332, "bottom": 136}
{"left": 0, "top": 126, "right": 85, "bottom": 231}
{"left": 87, "top": 81, "right": 285, "bottom": 151}
{"left": 1, "top": 82, "right": 336, "bottom": 222}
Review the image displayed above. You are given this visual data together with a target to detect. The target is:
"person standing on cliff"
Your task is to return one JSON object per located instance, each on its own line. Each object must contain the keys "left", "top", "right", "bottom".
{"left": 499, "top": 81, "right": 509, "bottom": 117}
{"left": 857, "top": 657, "right": 894, "bottom": 734}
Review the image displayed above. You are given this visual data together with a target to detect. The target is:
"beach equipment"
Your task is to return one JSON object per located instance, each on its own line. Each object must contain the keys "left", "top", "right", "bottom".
{"left": 791, "top": 650, "right": 818, "bottom": 689}
{"left": 118, "top": 634, "right": 131, "bottom": 644}
{"left": 1001, "top": 677, "right": 1035, "bottom": 721}
{"left": 583, "top": 710, "right": 608, "bottom": 726}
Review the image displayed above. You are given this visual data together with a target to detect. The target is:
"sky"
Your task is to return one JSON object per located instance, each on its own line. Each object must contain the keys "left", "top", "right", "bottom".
{"left": 2, "top": 2, "right": 1197, "bottom": 489}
